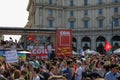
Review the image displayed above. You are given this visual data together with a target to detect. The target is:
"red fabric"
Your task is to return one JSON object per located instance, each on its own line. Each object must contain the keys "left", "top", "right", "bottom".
{"left": 104, "top": 41, "right": 112, "bottom": 51}
{"left": 33, "top": 39, "right": 38, "bottom": 43}
{"left": 27, "top": 35, "right": 35, "bottom": 41}
{"left": 56, "top": 29, "right": 73, "bottom": 57}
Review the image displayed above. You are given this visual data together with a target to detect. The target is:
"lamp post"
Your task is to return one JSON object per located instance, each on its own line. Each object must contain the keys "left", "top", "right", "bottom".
{"left": 111, "top": 17, "right": 114, "bottom": 53}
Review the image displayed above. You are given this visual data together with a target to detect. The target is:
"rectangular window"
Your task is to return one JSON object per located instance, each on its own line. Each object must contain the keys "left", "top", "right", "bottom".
{"left": 98, "top": 20, "right": 103, "bottom": 28}
{"left": 70, "top": 11, "right": 74, "bottom": 16}
{"left": 114, "top": 18, "right": 119, "bottom": 26}
{"left": 84, "top": 10, "right": 88, "bottom": 16}
{"left": 114, "top": 7, "right": 118, "bottom": 13}
{"left": 98, "top": 0, "right": 102, "bottom": 4}
{"left": 48, "top": 9, "right": 53, "bottom": 16}
{"left": 49, "top": 20, "right": 53, "bottom": 27}
{"left": 84, "top": 21, "right": 88, "bottom": 28}
{"left": 70, "top": 0, "right": 74, "bottom": 6}
{"left": 70, "top": 21, "right": 74, "bottom": 29}
{"left": 49, "top": 0, "right": 52, "bottom": 5}
{"left": 84, "top": 0, "right": 88, "bottom": 6}
{"left": 98, "top": 9, "right": 103, "bottom": 14}
{"left": 114, "top": 0, "right": 118, "bottom": 3}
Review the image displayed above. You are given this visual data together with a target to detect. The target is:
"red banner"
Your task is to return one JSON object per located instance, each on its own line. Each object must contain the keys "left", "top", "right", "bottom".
{"left": 56, "top": 29, "right": 72, "bottom": 57}
{"left": 104, "top": 41, "right": 112, "bottom": 51}
{"left": 30, "top": 48, "right": 48, "bottom": 58}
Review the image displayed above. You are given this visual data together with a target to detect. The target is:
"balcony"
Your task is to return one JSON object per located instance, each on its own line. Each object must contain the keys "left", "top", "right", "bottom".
{"left": 112, "top": 14, "right": 120, "bottom": 19}
{"left": 96, "top": 15, "right": 105, "bottom": 20}
{"left": 82, "top": 17, "right": 90, "bottom": 21}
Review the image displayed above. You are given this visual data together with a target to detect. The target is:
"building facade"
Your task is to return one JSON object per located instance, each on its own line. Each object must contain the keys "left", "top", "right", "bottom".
{"left": 26, "top": 0, "right": 120, "bottom": 53}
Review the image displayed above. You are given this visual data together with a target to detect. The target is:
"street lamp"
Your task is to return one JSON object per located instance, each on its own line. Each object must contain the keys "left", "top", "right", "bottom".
{"left": 111, "top": 17, "right": 114, "bottom": 53}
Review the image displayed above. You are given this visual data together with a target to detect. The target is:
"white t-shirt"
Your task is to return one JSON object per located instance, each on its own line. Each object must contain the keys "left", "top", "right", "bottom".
{"left": 75, "top": 67, "right": 83, "bottom": 80}
{"left": 33, "top": 75, "right": 40, "bottom": 80}
{"left": 47, "top": 45, "right": 52, "bottom": 53}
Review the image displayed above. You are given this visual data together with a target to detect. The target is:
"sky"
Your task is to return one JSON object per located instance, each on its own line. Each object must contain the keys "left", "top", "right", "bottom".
{"left": 0, "top": 0, "right": 29, "bottom": 42}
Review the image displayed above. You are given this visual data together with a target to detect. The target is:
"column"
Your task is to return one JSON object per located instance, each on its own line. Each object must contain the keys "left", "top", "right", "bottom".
{"left": 106, "top": 35, "right": 111, "bottom": 43}
{"left": 77, "top": 37, "right": 82, "bottom": 52}
{"left": 42, "top": 8, "right": 44, "bottom": 27}
{"left": 35, "top": 7, "right": 40, "bottom": 26}
{"left": 91, "top": 36, "right": 96, "bottom": 50}
{"left": 62, "top": 9, "right": 65, "bottom": 27}
{"left": 57, "top": 10, "right": 58, "bottom": 28}
{"left": 23, "top": 35, "right": 27, "bottom": 50}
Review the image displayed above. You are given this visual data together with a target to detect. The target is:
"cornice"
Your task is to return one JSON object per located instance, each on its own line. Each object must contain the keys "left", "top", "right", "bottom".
{"left": 33, "top": 2, "right": 120, "bottom": 10}
{"left": 73, "top": 27, "right": 120, "bottom": 36}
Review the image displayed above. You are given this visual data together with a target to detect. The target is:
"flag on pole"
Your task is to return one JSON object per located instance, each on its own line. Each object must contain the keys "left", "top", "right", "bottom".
{"left": 104, "top": 41, "right": 112, "bottom": 51}
{"left": 27, "top": 35, "right": 35, "bottom": 41}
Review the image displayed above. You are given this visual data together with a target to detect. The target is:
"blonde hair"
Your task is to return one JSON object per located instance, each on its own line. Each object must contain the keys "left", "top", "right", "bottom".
{"left": 95, "top": 78, "right": 105, "bottom": 80}
{"left": 48, "top": 75, "right": 67, "bottom": 80}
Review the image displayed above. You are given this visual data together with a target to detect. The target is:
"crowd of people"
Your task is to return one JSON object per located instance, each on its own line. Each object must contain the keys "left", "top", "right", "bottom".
{"left": 0, "top": 37, "right": 120, "bottom": 80}
{"left": 0, "top": 53, "right": 120, "bottom": 80}
{"left": 0, "top": 38, "right": 23, "bottom": 50}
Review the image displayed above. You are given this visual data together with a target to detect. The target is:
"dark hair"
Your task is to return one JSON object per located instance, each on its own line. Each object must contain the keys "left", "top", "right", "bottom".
{"left": 117, "top": 76, "right": 120, "bottom": 80}
{"left": 49, "top": 66, "right": 55, "bottom": 72}
{"left": 67, "top": 60, "right": 72, "bottom": 65}
{"left": 21, "top": 70, "right": 27, "bottom": 76}
{"left": 100, "top": 62, "right": 104, "bottom": 65}
{"left": 14, "top": 70, "right": 21, "bottom": 79}
{"left": 33, "top": 68, "right": 39, "bottom": 73}
{"left": 110, "top": 64, "right": 118, "bottom": 69}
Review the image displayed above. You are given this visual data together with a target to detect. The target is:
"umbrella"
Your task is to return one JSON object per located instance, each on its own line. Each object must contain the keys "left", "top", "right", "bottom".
{"left": 85, "top": 49, "right": 93, "bottom": 54}
{"left": 17, "top": 51, "right": 30, "bottom": 54}
{"left": 113, "top": 48, "right": 120, "bottom": 54}
{"left": 85, "top": 49, "right": 99, "bottom": 55}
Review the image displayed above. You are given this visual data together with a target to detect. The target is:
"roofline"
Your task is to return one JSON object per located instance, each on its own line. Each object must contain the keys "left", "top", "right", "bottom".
{"left": 0, "top": 27, "right": 56, "bottom": 32}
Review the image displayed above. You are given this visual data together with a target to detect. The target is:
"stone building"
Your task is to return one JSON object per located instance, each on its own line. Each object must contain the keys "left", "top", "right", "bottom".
{"left": 26, "top": 0, "right": 120, "bottom": 53}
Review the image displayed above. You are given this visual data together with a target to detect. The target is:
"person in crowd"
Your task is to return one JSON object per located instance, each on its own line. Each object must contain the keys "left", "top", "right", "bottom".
{"left": 30, "top": 67, "right": 40, "bottom": 80}
{"left": 0, "top": 68, "right": 5, "bottom": 79}
{"left": 14, "top": 70, "right": 21, "bottom": 79}
{"left": 7, "top": 65, "right": 15, "bottom": 80}
{"left": 55, "top": 62, "right": 62, "bottom": 75}
{"left": 47, "top": 43, "right": 53, "bottom": 59}
{"left": 75, "top": 60, "right": 83, "bottom": 80}
{"left": 15, "top": 70, "right": 27, "bottom": 80}
{"left": 105, "top": 64, "right": 120, "bottom": 80}
{"left": 62, "top": 60, "right": 73, "bottom": 80}
{"left": 38, "top": 65, "right": 50, "bottom": 80}
{"left": 33, "top": 58, "right": 40, "bottom": 68}
{"left": 10, "top": 42, "right": 17, "bottom": 50}
{"left": 92, "top": 60, "right": 105, "bottom": 77}
{"left": 49, "top": 66, "right": 56, "bottom": 76}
